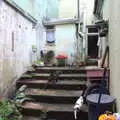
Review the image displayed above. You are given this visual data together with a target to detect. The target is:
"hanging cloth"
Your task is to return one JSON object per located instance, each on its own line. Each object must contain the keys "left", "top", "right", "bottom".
{"left": 46, "top": 31, "right": 55, "bottom": 43}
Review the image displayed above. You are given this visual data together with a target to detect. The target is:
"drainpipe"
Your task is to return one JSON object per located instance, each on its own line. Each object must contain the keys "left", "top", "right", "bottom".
{"left": 76, "top": 0, "right": 80, "bottom": 60}
{"left": 77, "top": 0, "right": 80, "bottom": 19}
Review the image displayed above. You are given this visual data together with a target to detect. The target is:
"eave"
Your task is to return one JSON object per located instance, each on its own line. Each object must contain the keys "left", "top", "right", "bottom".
{"left": 4, "top": 0, "right": 37, "bottom": 24}
{"left": 43, "top": 18, "right": 80, "bottom": 26}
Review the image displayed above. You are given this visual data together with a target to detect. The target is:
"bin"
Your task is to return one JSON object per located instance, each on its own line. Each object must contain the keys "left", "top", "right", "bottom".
{"left": 87, "top": 94, "right": 115, "bottom": 120}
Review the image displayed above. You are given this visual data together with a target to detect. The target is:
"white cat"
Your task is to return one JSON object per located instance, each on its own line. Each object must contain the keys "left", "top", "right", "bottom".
{"left": 74, "top": 96, "right": 84, "bottom": 120}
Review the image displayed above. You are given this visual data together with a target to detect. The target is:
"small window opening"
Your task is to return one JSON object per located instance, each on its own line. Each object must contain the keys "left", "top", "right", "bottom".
{"left": 88, "top": 35, "right": 98, "bottom": 58}
{"left": 46, "top": 26, "right": 55, "bottom": 44}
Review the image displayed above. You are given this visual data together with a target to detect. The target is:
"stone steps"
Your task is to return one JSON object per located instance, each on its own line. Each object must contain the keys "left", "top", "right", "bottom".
{"left": 21, "top": 101, "right": 88, "bottom": 120}
{"left": 17, "top": 66, "right": 109, "bottom": 120}
{"left": 20, "top": 73, "right": 87, "bottom": 80}
{"left": 30, "top": 67, "right": 87, "bottom": 74}
{"left": 16, "top": 80, "right": 86, "bottom": 90}
{"left": 25, "top": 88, "right": 83, "bottom": 104}
{"left": 20, "top": 73, "right": 106, "bottom": 81}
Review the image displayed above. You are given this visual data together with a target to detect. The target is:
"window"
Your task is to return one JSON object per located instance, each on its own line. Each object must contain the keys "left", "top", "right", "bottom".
{"left": 46, "top": 26, "right": 55, "bottom": 45}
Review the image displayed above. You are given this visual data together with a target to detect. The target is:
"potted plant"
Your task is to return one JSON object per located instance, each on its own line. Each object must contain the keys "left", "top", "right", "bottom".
{"left": 44, "top": 50, "right": 55, "bottom": 66}
{"left": 56, "top": 54, "right": 68, "bottom": 66}
{"left": 32, "top": 45, "right": 37, "bottom": 53}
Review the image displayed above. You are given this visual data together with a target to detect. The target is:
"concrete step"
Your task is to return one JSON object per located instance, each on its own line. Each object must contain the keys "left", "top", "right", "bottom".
{"left": 21, "top": 102, "right": 88, "bottom": 120}
{"left": 20, "top": 73, "right": 107, "bottom": 82}
{"left": 30, "top": 67, "right": 87, "bottom": 74}
{"left": 25, "top": 89, "right": 82, "bottom": 104}
{"left": 33, "top": 66, "right": 105, "bottom": 70}
{"left": 16, "top": 80, "right": 86, "bottom": 90}
{"left": 20, "top": 73, "right": 87, "bottom": 80}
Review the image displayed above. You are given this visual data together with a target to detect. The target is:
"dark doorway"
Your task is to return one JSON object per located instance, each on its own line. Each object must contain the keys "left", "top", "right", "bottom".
{"left": 88, "top": 35, "right": 98, "bottom": 58}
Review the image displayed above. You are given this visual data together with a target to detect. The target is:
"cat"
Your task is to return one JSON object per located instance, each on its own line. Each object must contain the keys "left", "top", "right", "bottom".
{"left": 48, "top": 70, "right": 62, "bottom": 83}
{"left": 44, "top": 70, "right": 62, "bottom": 90}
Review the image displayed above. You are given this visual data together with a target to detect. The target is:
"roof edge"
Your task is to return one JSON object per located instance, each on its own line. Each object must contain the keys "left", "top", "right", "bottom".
{"left": 43, "top": 18, "right": 80, "bottom": 26}
{"left": 4, "top": 0, "right": 37, "bottom": 24}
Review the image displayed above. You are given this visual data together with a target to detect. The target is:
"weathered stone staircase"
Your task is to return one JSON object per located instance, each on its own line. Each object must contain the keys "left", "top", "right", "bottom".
{"left": 16, "top": 67, "right": 108, "bottom": 120}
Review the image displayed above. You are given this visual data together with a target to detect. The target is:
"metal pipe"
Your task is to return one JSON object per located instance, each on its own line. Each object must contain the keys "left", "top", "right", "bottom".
{"left": 77, "top": 0, "right": 80, "bottom": 19}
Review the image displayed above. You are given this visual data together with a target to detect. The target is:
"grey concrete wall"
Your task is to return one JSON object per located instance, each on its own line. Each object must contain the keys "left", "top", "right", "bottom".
{"left": 0, "top": 1, "right": 37, "bottom": 97}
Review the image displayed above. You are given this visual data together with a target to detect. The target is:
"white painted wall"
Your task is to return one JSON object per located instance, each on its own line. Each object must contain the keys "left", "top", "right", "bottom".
{"left": 42, "top": 24, "right": 76, "bottom": 64}
{"left": 55, "top": 24, "right": 76, "bottom": 64}
{"left": 79, "top": 0, "right": 95, "bottom": 25}
{"left": 97, "top": 0, "right": 120, "bottom": 112}
{"left": 0, "top": 1, "right": 37, "bottom": 97}
{"left": 59, "top": 0, "right": 77, "bottom": 19}
{"left": 109, "top": 0, "right": 120, "bottom": 112}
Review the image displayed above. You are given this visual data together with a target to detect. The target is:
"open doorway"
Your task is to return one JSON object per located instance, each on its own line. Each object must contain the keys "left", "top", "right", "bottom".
{"left": 88, "top": 35, "right": 98, "bottom": 58}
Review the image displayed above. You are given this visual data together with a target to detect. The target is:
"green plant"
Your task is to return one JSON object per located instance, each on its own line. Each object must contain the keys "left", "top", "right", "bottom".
{"left": 32, "top": 45, "right": 37, "bottom": 49}
{"left": 85, "top": 57, "right": 98, "bottom": 65}
{"left": 34, "top": 59, "right": 44, "bottom": 66}
{"left": 0, "top": 99, "right": 22, "bottom": 120}
{"left": 44, "top": 51, "right": 55, "bottom": 64}
{"left": 32, "top": 45, "right": 37, "bottom": 53}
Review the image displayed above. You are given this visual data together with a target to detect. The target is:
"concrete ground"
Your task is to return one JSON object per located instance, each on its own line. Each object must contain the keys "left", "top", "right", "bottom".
{"left": 23, "top": 116, "right": 56, "bottom": 120}
{"left": 23, "top": 116, "right": 40, "bottom": 120}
